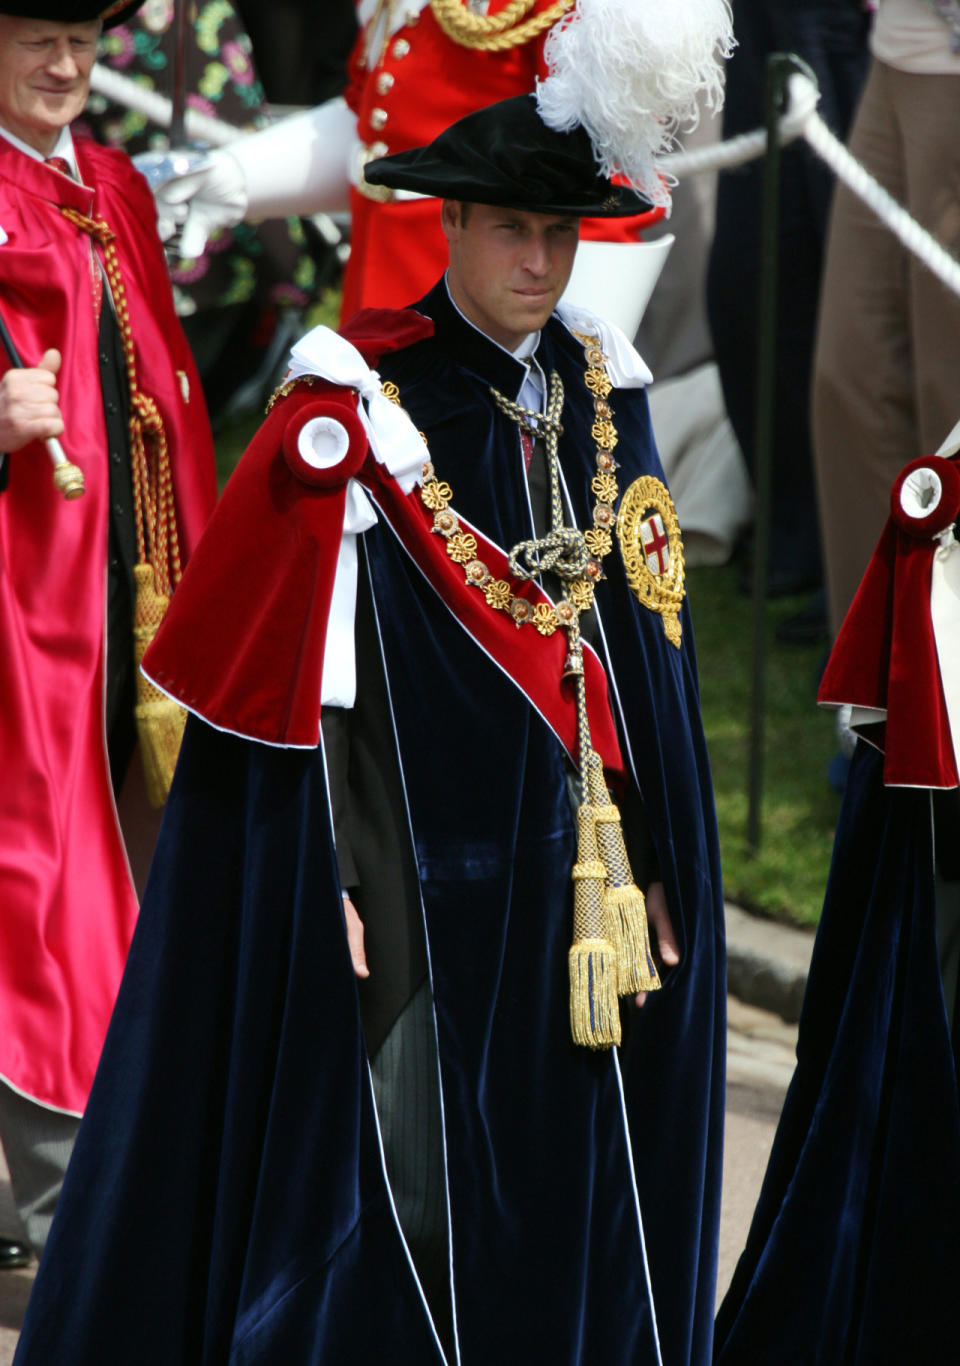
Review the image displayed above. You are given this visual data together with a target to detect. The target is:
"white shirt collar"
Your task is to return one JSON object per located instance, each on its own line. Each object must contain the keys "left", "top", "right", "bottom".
{"left": 0, "top": 123, "right": 79, "bottom": 178}
{"left": 511, "top": 331, "right": 542, "bottom": 363}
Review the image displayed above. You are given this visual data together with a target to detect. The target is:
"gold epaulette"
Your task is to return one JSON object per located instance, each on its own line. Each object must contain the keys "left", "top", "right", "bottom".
{"left": 428, "top": 0, "right": 573, "bottom": 52}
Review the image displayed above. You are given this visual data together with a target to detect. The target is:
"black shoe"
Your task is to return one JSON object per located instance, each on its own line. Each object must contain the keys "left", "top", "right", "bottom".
{"left": 0, "top": 1237, "right": 31, "bottom": 1269}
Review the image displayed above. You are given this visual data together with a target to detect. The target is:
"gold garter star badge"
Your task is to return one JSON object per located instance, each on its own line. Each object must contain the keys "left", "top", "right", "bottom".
{"left": 616, "top": 476, "right": 685, "bottom": 648}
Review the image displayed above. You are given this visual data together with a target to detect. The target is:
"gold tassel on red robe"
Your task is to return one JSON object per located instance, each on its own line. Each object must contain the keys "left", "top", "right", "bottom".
{"left": 132, "top": 564, "right": 186, "bottom": 808}
{"left": 62, "top": 205, "right": 186, "bottom": 807}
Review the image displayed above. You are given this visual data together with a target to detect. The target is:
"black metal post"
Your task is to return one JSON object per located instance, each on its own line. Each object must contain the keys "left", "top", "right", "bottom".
{"left": 746, "top": 54, "right": 793, "bottom": 854}
{"left": 169, "top": 0, "right": 191, "bottom": 146}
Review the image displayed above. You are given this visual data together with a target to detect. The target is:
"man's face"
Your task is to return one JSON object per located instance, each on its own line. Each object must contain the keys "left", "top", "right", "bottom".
{"left": 442, "top": 201, "right": 579, "bottom": 352}
{"left": 0, "top": 17, "right": 100, "bottom": 155}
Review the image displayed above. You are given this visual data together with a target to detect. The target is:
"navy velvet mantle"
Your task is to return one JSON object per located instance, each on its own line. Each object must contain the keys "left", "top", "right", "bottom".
{"left": 715, "top": 742, "right": 960, "bottom": 1365}
{"left": 377, "top": 283, "right": 727, "bottom": 1366}
{"left": 15, "top": 287, "right": 725, "bottom": 1366}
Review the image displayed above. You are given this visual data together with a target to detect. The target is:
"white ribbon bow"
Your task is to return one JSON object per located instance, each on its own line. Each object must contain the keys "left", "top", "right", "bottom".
{"left": 555, "top": 302, "right": 653, "bottom": 388}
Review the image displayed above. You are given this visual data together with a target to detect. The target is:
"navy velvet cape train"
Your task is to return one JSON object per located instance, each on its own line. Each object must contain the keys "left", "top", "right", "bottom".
{"left": 15, "top": 286, "right": 725, "bottom": 1366}
{"left": 715, "top": 742, "right": 960, "bottom": 1364}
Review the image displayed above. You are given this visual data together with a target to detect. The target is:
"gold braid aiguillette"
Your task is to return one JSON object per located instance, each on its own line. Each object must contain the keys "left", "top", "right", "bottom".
{"left": 569, "top": 795, "right": 621, "bottom": 1048}
{"left": 388, "top": 328, "right": 664, "bottom": 1048}
{"left": 490, "top": 335, "right": 663, "bottom": 1045}
{"left": 62, "top": 204, "right": 185, "bottom": 807}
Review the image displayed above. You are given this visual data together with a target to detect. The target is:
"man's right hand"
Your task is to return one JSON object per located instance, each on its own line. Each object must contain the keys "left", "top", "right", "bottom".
{"left": 0, "top": 349, "right": 64, "bottom": 452}
{"left": 343, "top": 895, "right": 370, "bottom": 979}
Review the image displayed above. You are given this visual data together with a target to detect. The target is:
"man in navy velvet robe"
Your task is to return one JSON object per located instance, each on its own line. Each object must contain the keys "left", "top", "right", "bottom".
{"left": 14, "top": 95, "right": 726, "bottom": 1366}
{"left": 715, "top": 449, "right": 960, "bottom": 1364}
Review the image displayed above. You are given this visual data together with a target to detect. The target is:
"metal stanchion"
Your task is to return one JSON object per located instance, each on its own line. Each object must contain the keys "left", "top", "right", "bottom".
{"left": 746, "top": 53, "right": 795, "bottom": 855}
{"left": 169, "top": 0, "right": 191, "bottom": 148}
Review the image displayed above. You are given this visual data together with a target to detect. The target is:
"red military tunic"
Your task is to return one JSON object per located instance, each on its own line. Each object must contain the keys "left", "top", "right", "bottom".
{"left": 0, "top": 135, "right": 217, "bottom": 1115}
{"left": 341, "top": 0, "right": 662, "bottom": 318}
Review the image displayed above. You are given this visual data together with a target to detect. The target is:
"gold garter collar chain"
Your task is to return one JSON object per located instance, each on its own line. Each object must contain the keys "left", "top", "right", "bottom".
{"left": 385, "top": 331, "right": 661, "bottom": 1049}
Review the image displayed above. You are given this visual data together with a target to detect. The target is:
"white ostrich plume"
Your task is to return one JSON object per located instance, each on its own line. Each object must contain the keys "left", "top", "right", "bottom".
{"left": 537, "top": 0, "right": 734, "bottom": 209}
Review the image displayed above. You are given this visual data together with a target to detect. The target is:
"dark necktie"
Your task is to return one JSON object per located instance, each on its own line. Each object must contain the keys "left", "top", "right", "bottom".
{"left": 45, "top": 155, "right": 72, "bottom": 178}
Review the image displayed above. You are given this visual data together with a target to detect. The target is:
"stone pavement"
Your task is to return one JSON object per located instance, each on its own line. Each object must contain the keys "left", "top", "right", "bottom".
{"left": 719, "top": 996, "right": 798, "bottom": 1302}
{"left": 725, "top": 902, "right": 814, "bottom": 1024}
{"left": 717, "top": 903, "right": 814, "bottom": 1301}
{"left": 0, "top": 902, "right": 816, "bottom": 1361}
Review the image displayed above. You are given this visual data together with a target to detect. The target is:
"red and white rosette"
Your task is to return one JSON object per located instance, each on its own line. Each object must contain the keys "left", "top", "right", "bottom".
{"left": 285, "top": 325, "right": 427, "bottom": 706}
{"left": 819, "top": 449, "right": 960, "bottom": 788}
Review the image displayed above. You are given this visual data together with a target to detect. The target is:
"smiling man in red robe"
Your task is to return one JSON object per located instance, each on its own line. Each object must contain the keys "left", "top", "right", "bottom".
{"left": 0, "top": 0, "right": 216, "bottom": 1266}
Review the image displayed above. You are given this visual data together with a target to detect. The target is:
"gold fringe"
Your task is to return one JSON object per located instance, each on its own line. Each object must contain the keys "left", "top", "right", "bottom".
{"left": 569, "top": 939, "right": 622, "bottom": 1048}
{"left": 568, "top": 802, "right": 621, "bottom": 1048}
{"left": 132, "top": 564, "right": 185, "bottom": 807}
{"left": 586, "top": 753, "right": 661, "bottom": 996}
{"left": 604, "top": 885, "right": 660, "bottom": 995}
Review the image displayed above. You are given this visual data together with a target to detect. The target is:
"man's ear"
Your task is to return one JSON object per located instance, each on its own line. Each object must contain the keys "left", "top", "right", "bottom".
{"left": 440, "top": 199, "right": 461, "bottom": 244}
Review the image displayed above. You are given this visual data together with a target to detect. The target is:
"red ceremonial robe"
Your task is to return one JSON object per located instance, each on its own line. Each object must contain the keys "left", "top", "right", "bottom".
{"left": 0, "top": 135, "right": 217, "bottom": 1115}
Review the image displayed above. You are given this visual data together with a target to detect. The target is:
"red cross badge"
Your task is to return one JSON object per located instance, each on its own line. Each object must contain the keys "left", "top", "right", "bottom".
{"left": 640, "top": 513, "right": 670, "bottom": 575}
{"left": 616, "top": 476, "right": 685, "bottom": 648}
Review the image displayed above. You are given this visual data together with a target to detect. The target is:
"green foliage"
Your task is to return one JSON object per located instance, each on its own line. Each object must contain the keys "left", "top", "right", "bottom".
{"left": 687, "top": 564, "right": 840, "bottom": 928}
{"left": 215, "top": 413, "right": 258, "bottom": 490}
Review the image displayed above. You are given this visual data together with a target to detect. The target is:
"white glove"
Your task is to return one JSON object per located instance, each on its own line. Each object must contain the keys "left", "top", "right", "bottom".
{"left": 155, "top": 151, "right": 247, "bottom": 257}
{"left": 154, "top": 98, "right": 359, "bottom": 259}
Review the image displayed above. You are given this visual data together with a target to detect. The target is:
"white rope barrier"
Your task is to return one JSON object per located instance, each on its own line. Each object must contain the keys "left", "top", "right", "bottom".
{"left": 89, "top": 63, "right": 242, "bottom": 147}
{"left": 659, "top": 70, "right": 960, "bottom": 301}
{"left": 793, "top": 77, "right": 960, "bottom": 299}
{"left": 659, "top": 127, "right": 766, "bottom": 178}
{"left": 90, "top": 54, "right": 960, "bottom": 301}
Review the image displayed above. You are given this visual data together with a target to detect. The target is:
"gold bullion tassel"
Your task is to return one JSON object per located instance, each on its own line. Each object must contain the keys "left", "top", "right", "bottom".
{"left": 586, "top": 752, "right": 661, "bottom": 996}
{"left": 61, "top": 204, "right": 186, "bottom": 808}
{"left": 569, "top": 800, "right": 622, "bottom": 1049}
{"left": 132, "top": 564, "right": 186, "bottom": 808}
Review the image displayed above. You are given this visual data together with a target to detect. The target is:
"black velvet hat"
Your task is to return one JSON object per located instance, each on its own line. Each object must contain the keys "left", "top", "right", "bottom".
{"left": 363, "top": 94, "right": 651, "bottom": 218}
{"left": 0, "top": 0, "right": 144, "bottom": 26}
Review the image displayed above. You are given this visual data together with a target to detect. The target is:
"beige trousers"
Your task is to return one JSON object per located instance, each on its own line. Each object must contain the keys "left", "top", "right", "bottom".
{"left": 813, "top": 58, "right": 960, "bottom": 636}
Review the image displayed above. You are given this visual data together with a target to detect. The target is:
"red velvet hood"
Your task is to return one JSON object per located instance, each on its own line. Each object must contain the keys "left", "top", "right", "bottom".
{"left": 818, "top": 455, "right": 960, "bottom": 789}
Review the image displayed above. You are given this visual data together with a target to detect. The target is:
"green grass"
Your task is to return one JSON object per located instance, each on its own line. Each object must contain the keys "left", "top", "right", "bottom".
{"left": 687, "top": 564, "right": 840, "bottom": 928}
